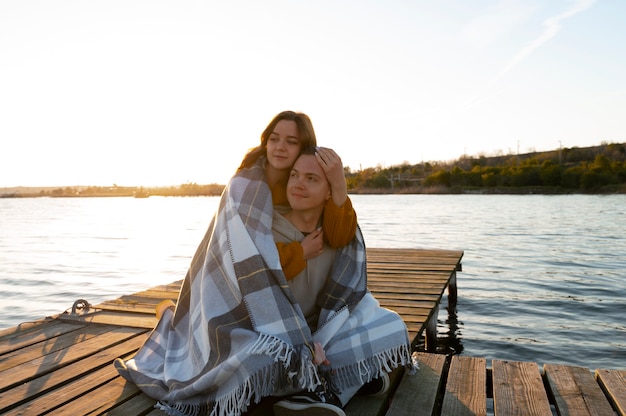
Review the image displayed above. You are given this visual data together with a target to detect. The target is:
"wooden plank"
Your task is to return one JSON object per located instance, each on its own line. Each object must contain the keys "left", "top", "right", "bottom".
{"left": 371, "top": 266, "right": 456, "bottom": 273}
{"left": 544, "top": 363, "right": 615, "bottom": 416}
{"left": 0, "top": 326, "right": 142, "bottom": 391}
{"left": 367, "top": 258, "right": 462, "bottom": 270}
{"left": 0, "top": 319, "right": 86, "bottom": 355}
{"left": 51, "top": 376, "right": 141, "bottom": 415}
{"left": 370, "top": 282, "right": 450, "bottom": 290}
{"left": 368, "top": 253, "right": 460, "bottom": 261}
{"left": 4, "top": 355, "right": 132, "bottom": 415}
{"left": 344, "top": 367, "right": 404, "bottom": 416}
{"left": 368, "top": 265, "right": 459, "bottom": 273}
{"left": 368, "top": 282, "right": 449, "bottom": 293}
{"left": 0, "top": 318, "right": 51, "bottom": 339}
{"left": 492, "top": 360, "right": 552, "bottom": 416}
{"left": 368, "top": 292, "right": 442, "bottom": 302}
{"left": 368, "top": 251, "right": 461, "bottom": 259}
{"left": 370, "top": 275, "right": 450, "bottom": 283}
{"left": 0, "top": 322, "right": 114, "bottom": 371}
{"left": 94, "top": 302, "right": 161, "bottom": 314}
{"left": 106, "top": 392, "right": 161, "bottom": 416}
{"left": 441, "top": 355, "right": 487, "bottom": 416}
{"left": 595, "top": 368, "right": 626, "bottom": 416}
{"left": 58, "top": 310, "right": 158, "bottom": 329}
{"left": 370, "top": 298, "right": 436, "bottom": 309}
{"left": 100, "top": 290, "right": 179, "bottom": 304}
{"left": 404, "top": 325, "right": 421, "bottom": 340}
{"left": 382, "top": 305, "right": 434, "bottom": 317}
{"left": 0, "top": 331, "right": 147, "bottom": 413}
{"left": 385, "top": 352, "right": 446, "bottom": 415}
{"left": 398, "top": 314, "right": 433, "bottom": 325}
{"left": 369, "top": 276, "right": 421, "bottom": 283}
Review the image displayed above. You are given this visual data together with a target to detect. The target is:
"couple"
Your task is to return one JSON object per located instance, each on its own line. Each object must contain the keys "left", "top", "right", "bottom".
{"left": 115, "top": 111, "right": 415, "bottom": 416}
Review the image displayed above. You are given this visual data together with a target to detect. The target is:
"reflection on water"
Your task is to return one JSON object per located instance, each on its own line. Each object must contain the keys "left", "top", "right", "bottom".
{"left": 441, "top": 298, "right": 464, "bottom": 356}
{"left": 412, "top": 294, "right": 464, "bottom": 357}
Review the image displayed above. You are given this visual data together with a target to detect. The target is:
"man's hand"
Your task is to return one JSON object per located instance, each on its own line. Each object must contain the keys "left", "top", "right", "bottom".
{"left": 300, "top": 228, "right": 324, "bottom": 260}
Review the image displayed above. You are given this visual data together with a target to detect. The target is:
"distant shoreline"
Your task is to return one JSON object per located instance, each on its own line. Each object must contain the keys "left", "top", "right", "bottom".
{"left": 2, "top": 184, "right": 624, "bottom": 198}
{"left": 4, "top": 142, "right": 625, "bottom": 197}
{"left": 0, "top": 184, "right": 226, "bottom": 198}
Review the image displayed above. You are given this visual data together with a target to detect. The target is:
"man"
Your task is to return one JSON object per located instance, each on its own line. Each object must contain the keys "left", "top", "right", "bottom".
{"left": 272, "top": 148, "right": 412, "bottom": 416}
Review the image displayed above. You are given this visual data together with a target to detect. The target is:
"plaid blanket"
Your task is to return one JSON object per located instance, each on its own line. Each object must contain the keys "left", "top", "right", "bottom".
{"left": 114, "top": 158, "right": 413, "bottom": 416}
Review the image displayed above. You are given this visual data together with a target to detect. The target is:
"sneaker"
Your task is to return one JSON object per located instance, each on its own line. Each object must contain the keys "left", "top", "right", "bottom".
{"left": 273, "top": 383, "right": 345, "bottom": 416}
{"left": 356, "top": 372, "right": 390, "bottom": 398}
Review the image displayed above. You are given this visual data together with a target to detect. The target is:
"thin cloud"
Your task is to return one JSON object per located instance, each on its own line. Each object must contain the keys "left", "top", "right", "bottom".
{"left": 496, "top": 0, "right": 596, "bottom": 80}
{"left": 462, "top": 1, "right": 536, "bottom": 48}
{"left": 461, "top": 0, "right": 596, "bottom": 112}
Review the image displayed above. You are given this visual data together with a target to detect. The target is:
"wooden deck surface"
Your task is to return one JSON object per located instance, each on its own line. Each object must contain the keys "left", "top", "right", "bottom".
{"left": 1, "top": 248, "right": 624, "bottom": 415}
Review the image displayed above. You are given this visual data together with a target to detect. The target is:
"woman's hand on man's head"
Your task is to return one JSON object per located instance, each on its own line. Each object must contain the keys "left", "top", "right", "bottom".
{"left": 315, "top": 147, "right": 348, "bottom": 207}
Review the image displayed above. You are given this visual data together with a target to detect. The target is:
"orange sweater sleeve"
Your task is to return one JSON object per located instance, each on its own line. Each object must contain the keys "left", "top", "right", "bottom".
{"left": 322, "top": 196, "right": 357, "bottom": 248}
{"left": 276, "top": 242, "right": 306, "bottom": 280}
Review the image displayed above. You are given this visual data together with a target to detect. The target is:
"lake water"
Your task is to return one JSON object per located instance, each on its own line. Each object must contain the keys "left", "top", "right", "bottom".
{"left": 1, "top": 194, "right": 624, "bottom": 371}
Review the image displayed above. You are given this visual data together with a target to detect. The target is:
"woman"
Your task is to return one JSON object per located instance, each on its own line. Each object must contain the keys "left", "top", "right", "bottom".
{"left": 114, "top": 111, "right": 363, "bottom": 416}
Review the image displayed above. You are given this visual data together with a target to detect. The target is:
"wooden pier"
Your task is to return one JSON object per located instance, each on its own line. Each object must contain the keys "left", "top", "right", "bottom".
{"left": 1, "top": 248, "right": 624, "bottom": 415}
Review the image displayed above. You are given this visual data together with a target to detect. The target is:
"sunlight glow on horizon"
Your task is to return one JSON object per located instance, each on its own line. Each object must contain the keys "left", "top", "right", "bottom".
{"left": 1, "top": 0, "right": 625, "bottom": 187}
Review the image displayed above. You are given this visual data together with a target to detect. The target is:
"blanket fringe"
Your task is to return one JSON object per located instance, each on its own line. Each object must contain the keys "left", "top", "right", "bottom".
{"left": 247, "top": 333, "right": 320, "bottom": 390}
{"left": 247, "top": 332, "right": 293, "bottom": 367}
{"left": 156, "top": 363, "right": 277, "bottom": 416}
{"left": 211, "top": 367, "right": 269, "bottom": 416}
{"left": 152, "top": 333, "right": 324, "bottom": 416}
{"left": 297, "top": 349, "right": 322, "bottom": 391}
{"left": 331, "top": 344, "right": 414, "bottom": 390}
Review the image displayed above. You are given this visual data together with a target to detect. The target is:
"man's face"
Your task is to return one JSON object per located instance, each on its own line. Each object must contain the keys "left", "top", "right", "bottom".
{"left": 287, "top": 154, "right": 331, "bottom": 211}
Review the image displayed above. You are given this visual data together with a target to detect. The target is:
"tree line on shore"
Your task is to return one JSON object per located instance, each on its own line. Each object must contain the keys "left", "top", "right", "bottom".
{"left": 3, "top": 142, "right": 625, "bottom": 198}
{"left": 346, "top": 142, "right": 626, "bottom": 194}
{"left": 1, "top": 183, "right": 225, "bottom": 198}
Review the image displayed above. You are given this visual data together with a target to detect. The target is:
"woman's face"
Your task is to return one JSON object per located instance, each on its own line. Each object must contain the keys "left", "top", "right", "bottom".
{"left": 265, "top": 120, "right": 301, "bottom": 172}
{"left": 287, "top": 154, "right": 331, "bottom": 212}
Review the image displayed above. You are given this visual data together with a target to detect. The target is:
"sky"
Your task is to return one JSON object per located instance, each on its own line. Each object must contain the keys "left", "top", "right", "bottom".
{"left": 1, "top": 0, "right": 625, "bottom": 187}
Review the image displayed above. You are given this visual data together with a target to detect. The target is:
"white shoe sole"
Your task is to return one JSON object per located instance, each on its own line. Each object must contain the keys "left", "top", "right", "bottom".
{"left": 273, "top": 400, "right": 346, "bottom": 416}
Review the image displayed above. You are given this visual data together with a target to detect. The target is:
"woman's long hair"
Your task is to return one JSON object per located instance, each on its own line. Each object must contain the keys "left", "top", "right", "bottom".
{"left": 238, "top": 111, "right": 318, "bottom": 171}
